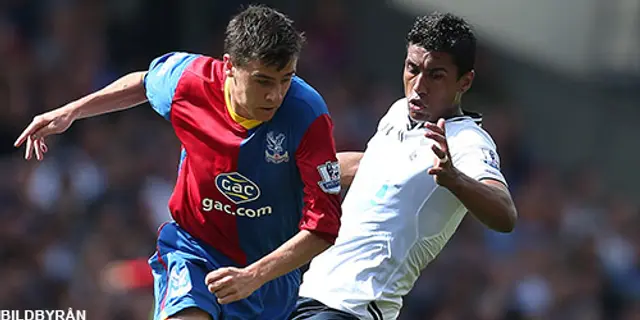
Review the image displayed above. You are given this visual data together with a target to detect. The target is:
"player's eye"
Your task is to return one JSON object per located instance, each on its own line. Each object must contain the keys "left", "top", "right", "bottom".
{"left": 406, "top": 62, "right": 420, "bottom": 75}
{"left": 430, "top": 73, "right": 445, "bottom": 80}
{"left": 281, "top": 78, "right": 291, "bottom": 84}
{"left": 255, "top": 79, "right": 274, "bottom": 87}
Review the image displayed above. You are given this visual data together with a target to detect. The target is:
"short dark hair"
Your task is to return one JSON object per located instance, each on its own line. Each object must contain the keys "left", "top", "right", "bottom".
{"left": 407, "top": 12, "right": 476, "bottom": 77}
{"left": 224, "top": 5, "right": 306, "bottom": 70}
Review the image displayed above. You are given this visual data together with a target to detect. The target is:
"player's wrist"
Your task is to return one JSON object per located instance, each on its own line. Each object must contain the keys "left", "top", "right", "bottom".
{"left": 439, "top": 167, "right": 466, "bottom": 191}
{"left": 60, "top": 102, "right": 82, "bottom": 121}
{"left": 244, "top": 262, "right": 269, "bottom": 286}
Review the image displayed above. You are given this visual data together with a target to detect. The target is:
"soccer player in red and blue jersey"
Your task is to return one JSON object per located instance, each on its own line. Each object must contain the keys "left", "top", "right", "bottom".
{"left": 14, "top": 5, "right": 342, "bottom": 320}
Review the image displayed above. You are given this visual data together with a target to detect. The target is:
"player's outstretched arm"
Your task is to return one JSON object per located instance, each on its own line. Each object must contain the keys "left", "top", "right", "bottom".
{"left": 337, "top": 151, "right": 363, "bottom": 188}
{"left": 14, "top": 72, "right": 148, "bottom": 160}
{"left": 425, "top": 119, "right": 517, "bottom": 232}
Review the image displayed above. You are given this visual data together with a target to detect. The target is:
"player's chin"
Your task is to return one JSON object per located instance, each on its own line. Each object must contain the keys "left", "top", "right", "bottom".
{"left": 409, "top": 110, "right": 432, "bottom": 123}
{"left": 252, "top": 107, "right": 277, "bottom": 121}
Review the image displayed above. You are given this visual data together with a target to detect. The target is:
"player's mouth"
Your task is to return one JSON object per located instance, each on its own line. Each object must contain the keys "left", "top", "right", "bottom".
{"left": 259, "top": 106, "right": 277, "bottom": 112}
{"left": 409, "top": 98, "right": 426, "bottom": 112}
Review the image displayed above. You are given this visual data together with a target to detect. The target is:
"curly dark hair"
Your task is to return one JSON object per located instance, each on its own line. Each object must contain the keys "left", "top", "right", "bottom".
{"left": 407, "top": 12, "right": 476, "bottom": 77}
{"left": 224, "top": 5, "right": 306, "bottom": 70}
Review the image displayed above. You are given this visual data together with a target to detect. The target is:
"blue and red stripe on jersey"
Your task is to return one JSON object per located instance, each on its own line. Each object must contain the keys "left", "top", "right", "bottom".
{"left": 144, "top": 52, "right": 342, "bottom": 266}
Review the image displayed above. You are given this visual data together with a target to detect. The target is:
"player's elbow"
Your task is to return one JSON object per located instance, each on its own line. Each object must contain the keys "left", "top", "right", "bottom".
{"left": 474, "top": 196, "right": 517, "bottom": 233}
{"left": 337, "top": 152, "right": 363, "bottom": 188}
{"left": 482, "top": 181, "right": 518, "bottom": 233}
{"left": 340, "top": 171, "right": 357, "bottom": 189}
{"left": 494, "top": 204, "right": 518, "bottom": 233}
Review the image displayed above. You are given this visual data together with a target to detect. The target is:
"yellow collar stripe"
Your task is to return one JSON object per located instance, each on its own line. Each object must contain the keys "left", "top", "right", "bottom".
{"left": 224, "top": 78, "right": 262, "bottom": 130}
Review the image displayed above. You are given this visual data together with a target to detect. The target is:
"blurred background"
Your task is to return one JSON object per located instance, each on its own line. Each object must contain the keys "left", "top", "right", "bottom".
{"left": 0, "top": 0, "right": 638, "bottom": 319}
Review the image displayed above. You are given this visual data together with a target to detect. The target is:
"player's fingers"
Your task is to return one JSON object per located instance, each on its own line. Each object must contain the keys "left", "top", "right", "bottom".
{"left": 207, "top": 275, "right": 233, "bottom": 293}
{"left": 217, "top": 292, "right": 243, "bottom": 305}
{"left": 14, "top": 118, "right": 46, "bottom": 147}
{"left": 424, "top": 132, "right": 446, "bottom": 145}
{"left": 424, "top": 122, "right": 444, "bottom": 135}
{"left": 15, "top": 125, "right": 36, "bottom": 148}
{"left": 24, "top": 136, "right": 34, "bottom": 160}
{"left": 213, "top": 286, "right": 238, "bottom": 302}
{"left": 39, "top": 138, "right": 48, "bottom": 153}
{"left": 207, "top": 280, "right": 225, "bottom": 293}
{"left": 437, "top": 118, "right": 446, "bottom": 132}
{"left": 431, "top": 144, "right": 447, "bottom": 160}
{"left": 33, "top": 139, "right": 43, "bottom": 161}
{"left": 426, "top": 130, "right": 450, "bottom": 155}
{"left": 427, "top": 167, "right": 443, "bottom": 175}
{"left": 205, "top": 268, "right": 229, "bottom": 285}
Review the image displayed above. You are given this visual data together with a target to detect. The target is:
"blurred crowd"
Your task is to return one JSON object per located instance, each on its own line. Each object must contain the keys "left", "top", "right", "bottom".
{"left": 1, "top": 1, "right": 639, "bottom": 319}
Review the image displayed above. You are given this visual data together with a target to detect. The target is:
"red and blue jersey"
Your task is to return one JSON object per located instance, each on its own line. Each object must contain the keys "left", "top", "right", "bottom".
{"left": 143, "top": 52, "right": 342, "bottom": 266}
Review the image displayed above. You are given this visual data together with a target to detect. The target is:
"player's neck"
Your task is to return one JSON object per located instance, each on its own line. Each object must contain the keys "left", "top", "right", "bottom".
{"left": 442, "top": 105, "right": 463, "bottom": 119}
{"left": 229, "top": 98, "right": 254, "bottom": 120}
{"left": 226, "top": 80, "right": 256, "bottom": 120}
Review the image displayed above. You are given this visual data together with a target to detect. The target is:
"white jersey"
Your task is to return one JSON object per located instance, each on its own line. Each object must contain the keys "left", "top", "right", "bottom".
{"left": 299, "top": 98, "right": 507, "bottom": 320}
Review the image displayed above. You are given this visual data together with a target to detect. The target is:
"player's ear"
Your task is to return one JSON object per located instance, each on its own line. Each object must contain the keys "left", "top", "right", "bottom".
{"left": 458, "top": 70, "right": 474, "bottom": 94}
{"left": 223, "top": 54, "right": 234, "bottom": 77}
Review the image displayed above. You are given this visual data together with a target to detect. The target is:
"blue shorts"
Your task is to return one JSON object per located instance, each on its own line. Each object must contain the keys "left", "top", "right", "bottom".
{"left": 148, "top": 222, "right": 300, "bottom": 320}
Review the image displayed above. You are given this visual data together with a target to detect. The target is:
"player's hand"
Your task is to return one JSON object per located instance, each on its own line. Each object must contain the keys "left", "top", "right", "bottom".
{"left": 205, "top": 266, "right": 263, "bottom": 304}
{"left": 424, "top": 118, "right": 460, "bottom": 187}
{"left": 14, "top": 107, "right": 76, "bottom": 161}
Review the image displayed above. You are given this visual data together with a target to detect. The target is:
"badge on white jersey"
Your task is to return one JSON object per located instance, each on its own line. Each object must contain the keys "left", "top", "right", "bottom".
{"left": 481, "top": 147, "right": 500, "bottom": 170}
{"left": 317, "top": 161, "right": 341, "bottom": 194}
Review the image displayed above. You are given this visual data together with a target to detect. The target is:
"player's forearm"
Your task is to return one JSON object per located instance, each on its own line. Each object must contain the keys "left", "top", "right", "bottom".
{"left": 64, "top": 72, "right": 149, "bottom": 120}
{"left": 246, "top": 230, "right": 330, "bottom": 284}
{"left": 444, "top": 171, "right": 517, "bottom": 233}
{"left": 337, "top": 152, "right": 363, "bottom": 188}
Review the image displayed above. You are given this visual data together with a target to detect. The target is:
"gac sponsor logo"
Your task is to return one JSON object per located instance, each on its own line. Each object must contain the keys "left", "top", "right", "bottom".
{"left": 206, "top": 172, "right": 272, "bottom": 218}
{"left": 215, "top": 172, "right": 260, "bottom": 204}
{"left": 202, "top": 198, "right": 273, "bottom": 218}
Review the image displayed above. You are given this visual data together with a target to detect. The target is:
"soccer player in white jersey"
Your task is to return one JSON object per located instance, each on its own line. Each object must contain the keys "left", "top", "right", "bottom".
{"left": 289, "top": 12, "right": 518, "bottom": 320}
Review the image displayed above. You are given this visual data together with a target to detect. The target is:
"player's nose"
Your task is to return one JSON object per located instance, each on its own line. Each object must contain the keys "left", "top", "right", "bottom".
{"left": 412, "top": 73, "right": 428, "bottom": 94}
{"left": 266, "top": 89, "right": 283, "bottom": 103}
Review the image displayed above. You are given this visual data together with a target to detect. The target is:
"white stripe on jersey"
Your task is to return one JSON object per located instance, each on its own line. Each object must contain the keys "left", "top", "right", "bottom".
{"left": 299, "top": 98, "right": 507, "bottom": 320}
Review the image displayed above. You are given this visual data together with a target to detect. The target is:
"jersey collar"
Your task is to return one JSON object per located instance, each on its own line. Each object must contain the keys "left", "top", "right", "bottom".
{"left": 407, "top": 109, "right": 483, "bottom": 130}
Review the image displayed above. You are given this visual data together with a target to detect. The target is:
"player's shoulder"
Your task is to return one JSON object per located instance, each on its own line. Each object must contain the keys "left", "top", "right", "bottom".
{"left": 388, "top": 97, "right": 409, "bottom": 118}
{"left": 149, "top": 52, "right": 225, "bottom": 84}
{"left": 283, "top": 76, "right": 328, "bottom": 117}
{"left": 148, "top": 52, "right": 200, "bottom": 74}
{"left": 383, "top": 97, "right": 408, "bottom": 118}
{"left": 180, "top": 54, "right": 225, "bottom": 84}
{"left": 277, "top": 76, "right": 329, "bottom": 129}
{"left": 376, "top": 97, "right": 408, "bottom": 129}
{"left": 446, "top": 112, "right": 497, "bottom": 150}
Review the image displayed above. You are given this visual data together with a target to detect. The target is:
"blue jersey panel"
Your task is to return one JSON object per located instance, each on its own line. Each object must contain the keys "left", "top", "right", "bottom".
{"left": 283, "top": 76, "right": 331, "bottom": 149}
{"left": 144, "top": 52, "right": 200, "bottom": 120}
{"left": 234, "top": 126, "right": 304, "bottom": 265}
{"left": 233, "top": 76, "right": 330, "bottom": 263}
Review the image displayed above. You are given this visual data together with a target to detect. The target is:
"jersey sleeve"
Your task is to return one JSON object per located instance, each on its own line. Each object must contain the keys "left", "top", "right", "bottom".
{"left": 143, "top": 52, "right": 199, "bottom": 121}
{"left": 295, "top": 113, "right": 343, "bottom": 244}
{"left": 451, "top": 128, "right": 507, "bottom": 185}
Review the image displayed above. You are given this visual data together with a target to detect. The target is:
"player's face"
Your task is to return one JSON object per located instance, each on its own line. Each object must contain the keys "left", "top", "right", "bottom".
{"left": 224, "top": 55, "right": 297, "bottom": 122}
{"left": 403, "top": 44, "right": 474, "bottom": 122}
